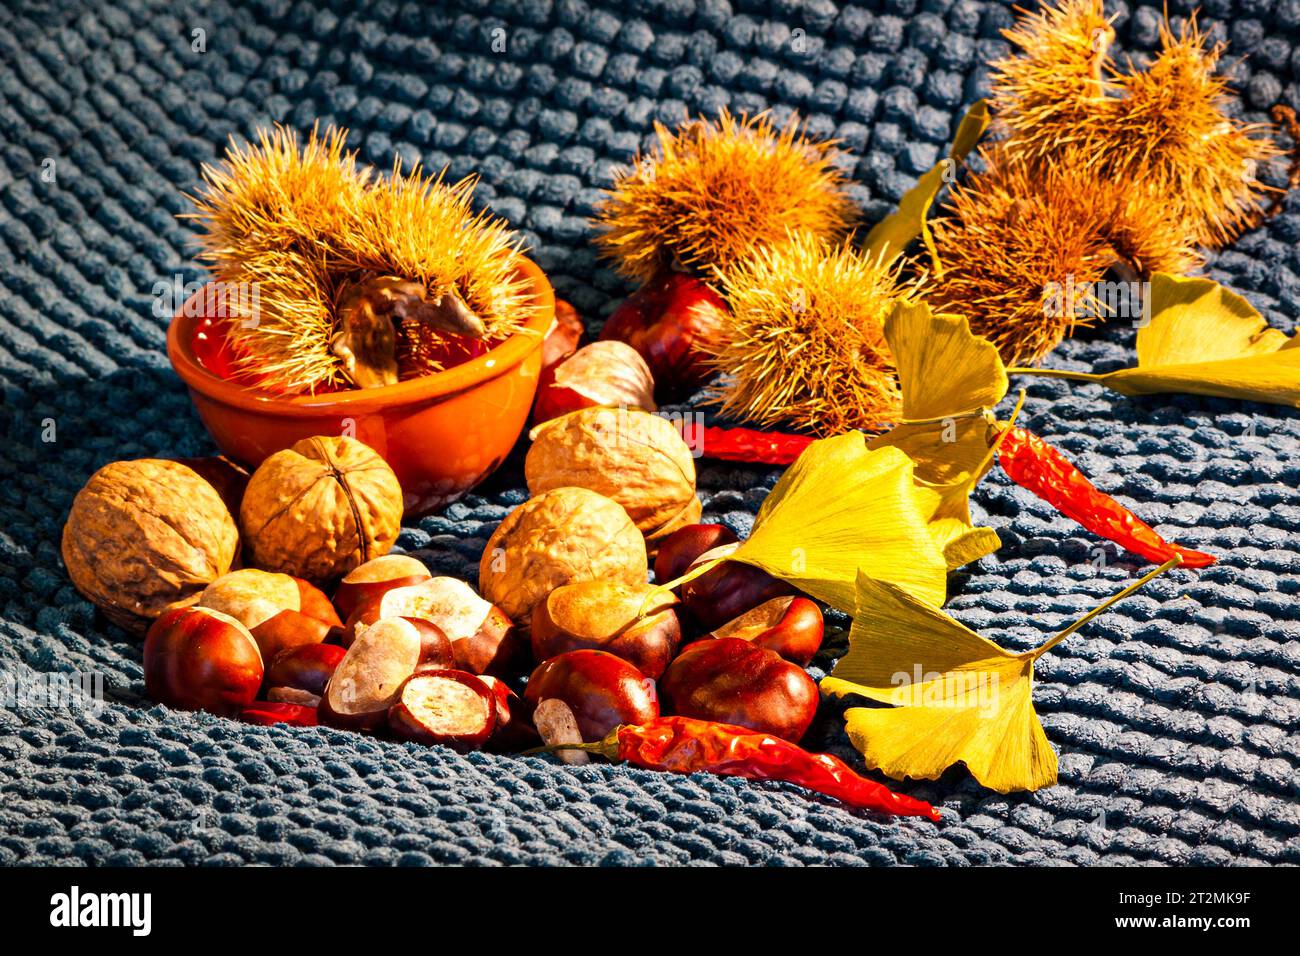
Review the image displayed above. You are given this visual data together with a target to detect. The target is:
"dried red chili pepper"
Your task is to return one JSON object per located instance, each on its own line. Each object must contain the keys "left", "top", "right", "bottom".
{"left": 677, "top": 422, "right": 813, "bottom": 465}
{"left": 997, "top": 425, "right": 1215, "bottom": 569}
{"left": 535, "top": 715, "right": 940, "bottom": 820}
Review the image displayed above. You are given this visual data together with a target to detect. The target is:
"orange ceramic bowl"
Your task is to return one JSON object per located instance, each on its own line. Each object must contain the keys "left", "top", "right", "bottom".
{"left": 167, "top": 257, "right": 555, "bottom": 516}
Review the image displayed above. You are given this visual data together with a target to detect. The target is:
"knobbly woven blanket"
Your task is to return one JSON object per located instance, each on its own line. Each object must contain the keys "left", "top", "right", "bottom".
{"left": 1, "top": 0, "right": 1298, "bottom": 867}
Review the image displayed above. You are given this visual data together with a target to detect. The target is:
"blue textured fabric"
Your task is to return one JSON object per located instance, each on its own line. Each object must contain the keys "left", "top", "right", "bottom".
{"left": 1, "top": 0, "right": 1299, "bottom": 866}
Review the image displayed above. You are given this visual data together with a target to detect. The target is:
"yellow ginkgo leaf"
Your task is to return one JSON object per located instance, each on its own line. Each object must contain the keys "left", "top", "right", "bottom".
{"left": 873, "top": 416, "right": 995, "bottom": 488}
{"left": 822, "top": 560, "right": 1179, "bottom": 793}
{"left": 868, "top": 300, "right": 1015, "bottom": 568}
{"left": 863, "top": 100, "right": 991, "bottom": 270}
{"left": 886, "top": 299, "right": 1009, "bottom": 423}
{"left": 1133, "top": 274, "right": 1290, "bottom": 367}
{"left": 738, "top": 438, "right": 949, "bottom": 611}
{"left": 654, "top": 437, "right": 950, "bottom": 614}
{"left": 1010, "top": 273, "right": 1300, "bottom": 407}
{"left": 933, "top": 523, "right": 1004, "bottom": 572}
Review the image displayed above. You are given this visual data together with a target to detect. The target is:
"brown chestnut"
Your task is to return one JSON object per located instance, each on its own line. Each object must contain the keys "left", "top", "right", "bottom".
{"left": 319, "top": 617, "right": 427, "bottom": 731}
{"left": 659, "top": 638, "right": 818, "bottom": 743}
{"left": 198, "top": 568, "right": 341, "bottom": 661}
{"left": 344, "top": 576, "right": 515, "bottom": 675}
{"left": 264, "top": 686, "right": 321, "bottom": 707}
{"left": 532, "top": 340, "right": 657, "bottom": 426}
{"left": 681, "top": 557, "right": 796, "bottom": 631}
{"left": 263, "top": 642, "right": 347, "bottom": 698}
{"left": 531, "top": 698, "right": 589, "bottom": 765}
{"left": 388, "top": 669, "right": 496, "bottom": 751}
{"left": 530, "top": 581, "right": 681, "bottom": 679}
{"left": 404, "top": 616, "right": 456, "bottom": 669}
{"left": 653, "top": 523, "right": 740, "bottom": 585}
{"left": 524, "top": 650, "right": 658, "bottom": 743}
{"left": 709, "top": 596, "right": 824, "bottom": 666}
{"left": 599, "top": 272, "right": 728, "bottom": 401}
{"left": 333, "top": 554, "right": 433, "bottom": 621}
{"left": 479, "top": 675, "right": 539, "bottom": 752}
{"left": 539, "top": 298, "right": 586, "bottom": 372}
{"left": 144, "top": 606, "right": 264, "bottom": 716}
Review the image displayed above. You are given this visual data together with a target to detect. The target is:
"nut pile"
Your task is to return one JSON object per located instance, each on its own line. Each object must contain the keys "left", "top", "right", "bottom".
{"left": 134, "top": 509, "right": 826, "bottom": 753}
{"left": 63, "top": 329, "right": 833, "bottom": 759}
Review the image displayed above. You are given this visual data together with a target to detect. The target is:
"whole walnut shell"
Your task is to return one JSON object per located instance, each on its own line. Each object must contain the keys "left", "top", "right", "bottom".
{"left": 240, "top": 436, "right": 403, "bottom": 585}
{"left": 525, "top": 407, "right": 700, "bottom": 545}
{"left": 478, "top": 486, "right": 647, "bottom": 625}
{"left": 62, "top": 459, "right": 240, "bottom": 632}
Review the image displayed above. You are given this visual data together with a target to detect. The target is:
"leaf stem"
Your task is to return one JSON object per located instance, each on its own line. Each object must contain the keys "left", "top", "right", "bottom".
{"left": 897, "top": 407, "right": 995, "bottom": 427}
{"left": 1007, "top": 366, "right": 1108, "bottom": 384}
{"left": 638, "top": 552, "right": 732, "bottom": 617}
{"left": 1033, "top": 556, "right": 1181, "bottom": 658}
{"left": 982, "top": 388, "right": 1027, "bottom": 469}
{"left": 523, "top": 729, "right": 624, "bottom": 761}
{"left": 522, "top": 741, "right": 601, "bottom": 757}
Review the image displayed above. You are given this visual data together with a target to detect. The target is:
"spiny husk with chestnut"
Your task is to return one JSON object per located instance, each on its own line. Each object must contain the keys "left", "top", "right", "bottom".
{"left": 930, "top": 146, "right": 1200, "bottom": 364}
{"left": 990, "top": 0, "right": 1282, "bottom": 250}
{"left": 593, "top": 109, "right": 858, "bottom": 283}
{"left": 705, "top": 232, "right": 920, "bottom": 436}
{"left": 187, "top": 124, "right": 532, "bottom": 393}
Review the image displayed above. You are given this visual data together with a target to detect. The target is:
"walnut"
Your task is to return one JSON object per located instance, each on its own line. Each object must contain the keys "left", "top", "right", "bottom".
{"left": 478, "top": 487, "right": 647, "bottom": 624}
{"left": 61, "top": 459, "right": 240, "bottom": 632}
{"left": 240, "top": 436, "right": 403, "bottom": 585}
{"left": 525, "top": 407, "right": 700, "bottom": 545}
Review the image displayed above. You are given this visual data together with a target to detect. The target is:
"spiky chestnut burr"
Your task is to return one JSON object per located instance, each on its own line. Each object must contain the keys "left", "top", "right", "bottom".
{"left": 991, "top": 2, "right": 1281, "bottom": 251}
{"left": 930, "top": 147, "right": 1199, "bottom": 366}
{"left": 703, "top": 232, "right": 917, "bottom": 436}
{"left": 989, "top": 0, "right": 1117, "bottom": 169}
{"left": 187, "top": 124, "right": 531, "bottom": 394}
{"left": 592, "top": 109, "right": 858, "bottom": 284}
{"left": 1104, "top": 16, "right": 1282, "bottom": 248}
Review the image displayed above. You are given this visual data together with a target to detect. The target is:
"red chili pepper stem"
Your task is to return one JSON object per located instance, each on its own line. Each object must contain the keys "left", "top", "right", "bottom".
{"left": 522, "top": 736, "right": 621, "bottom": 760}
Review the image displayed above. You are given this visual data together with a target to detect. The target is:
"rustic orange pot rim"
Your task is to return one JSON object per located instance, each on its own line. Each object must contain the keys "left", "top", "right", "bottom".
{"left": 167, "top": 255, "right": 555, "bottom": 416}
